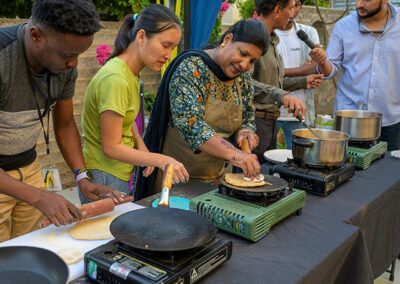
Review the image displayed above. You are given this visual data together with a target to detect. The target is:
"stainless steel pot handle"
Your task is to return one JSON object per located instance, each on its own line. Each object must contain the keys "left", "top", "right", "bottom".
{"left": 293, "top": 139, "right": 314, "bottom": 148}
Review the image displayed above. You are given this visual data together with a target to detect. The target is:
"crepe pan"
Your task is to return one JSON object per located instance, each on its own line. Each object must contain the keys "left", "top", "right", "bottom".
{"left": 110, "top": 164, "right": 217, "bottom": 252}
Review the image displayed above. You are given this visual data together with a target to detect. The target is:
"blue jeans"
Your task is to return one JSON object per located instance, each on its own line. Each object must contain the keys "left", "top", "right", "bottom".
{"left": 381, "top": 121, "right": 400, "bottom": 151}
{"left": 78, "top": 169, "right": 130, "bottom": 205}
{"left": 277, "top": 121, "right": 304, "bottom": 150}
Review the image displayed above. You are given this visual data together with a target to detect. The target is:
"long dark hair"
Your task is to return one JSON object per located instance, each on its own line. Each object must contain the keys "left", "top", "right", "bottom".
{"left": 216, "top": 19, "right": 269, "bottom": 56}
{"left": 108, "top": 4, "right": 181, "bottom": 60}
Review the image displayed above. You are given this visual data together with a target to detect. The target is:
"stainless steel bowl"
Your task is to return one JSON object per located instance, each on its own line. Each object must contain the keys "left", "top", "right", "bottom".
{"left": 334, "top": 110, "right": 382, "bottom": 141}
{"left": 292, "top": 129, "right": 349, "bottom": 167}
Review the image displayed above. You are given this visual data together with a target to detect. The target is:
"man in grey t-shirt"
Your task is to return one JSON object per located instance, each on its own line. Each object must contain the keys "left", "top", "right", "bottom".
{"left": 0, "top": 0, "right": 125, "bottom": 242}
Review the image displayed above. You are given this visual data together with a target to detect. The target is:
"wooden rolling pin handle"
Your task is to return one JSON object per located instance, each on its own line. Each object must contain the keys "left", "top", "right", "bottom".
{"left": 161, "top": 163, "right": 174, "bottom": 190}
{"left": 39, "top": 197, "right": 120, "bottom": 228}
{"left": 241, "top": 138, "right": 251, "bottom": 153}
{"left": 158, "top": 164, "right": 174, "bottom": 207}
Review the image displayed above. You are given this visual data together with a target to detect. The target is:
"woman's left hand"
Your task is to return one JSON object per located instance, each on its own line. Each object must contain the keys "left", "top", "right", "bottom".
{"left": 236, "top": 129, "right": 259, "bottom": 150}
{"left": 142, "top": 166, "right": 155, "bottom": 177}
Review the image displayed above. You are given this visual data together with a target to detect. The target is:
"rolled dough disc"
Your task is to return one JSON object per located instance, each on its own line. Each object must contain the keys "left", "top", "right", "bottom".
{"left": 56, "top": 248, "right": 83, "bottom": 265}
{"left": 69, "top": 215, "right": 116, "bottom": 240}
{"left": 224, "top": 173, "right": 266, "bottom": 187}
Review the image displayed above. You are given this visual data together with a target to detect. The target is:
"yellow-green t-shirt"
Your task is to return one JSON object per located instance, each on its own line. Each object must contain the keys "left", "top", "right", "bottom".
{"left": 81, "top": 57, "right": 140, "bottom": 181}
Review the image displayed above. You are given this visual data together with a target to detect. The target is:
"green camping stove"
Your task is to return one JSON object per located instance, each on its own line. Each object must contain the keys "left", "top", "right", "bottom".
{"left": 190, "top": 183, "right": 306, "bottom": 242}
{"left": 347, "top": 141, "right": 387, "bottom": 169}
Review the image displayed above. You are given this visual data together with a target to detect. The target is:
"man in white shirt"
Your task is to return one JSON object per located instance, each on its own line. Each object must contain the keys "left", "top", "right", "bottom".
{"left": 275, "top": 0, "right": 323, "bottom": 149}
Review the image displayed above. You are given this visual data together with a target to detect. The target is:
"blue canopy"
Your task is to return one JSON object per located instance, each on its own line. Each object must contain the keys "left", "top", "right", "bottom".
{"left": 190, "top": 0, "right": 223, "bottom": 49}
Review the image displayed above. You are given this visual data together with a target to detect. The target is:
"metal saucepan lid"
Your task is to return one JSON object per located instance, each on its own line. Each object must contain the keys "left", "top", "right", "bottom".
{"left": 110, "top": 207, "right": 217, "bottom": 252}
{"left": 221, "top": 174, "right": 288, "bottom": 192}
{"left": 0, "top": 246, "right": 69, "bottom": 284}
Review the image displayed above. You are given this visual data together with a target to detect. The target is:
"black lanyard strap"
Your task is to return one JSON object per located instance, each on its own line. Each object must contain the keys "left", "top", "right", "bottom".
{"left": 21, "top": 25, "right": 51, "bottom": 155}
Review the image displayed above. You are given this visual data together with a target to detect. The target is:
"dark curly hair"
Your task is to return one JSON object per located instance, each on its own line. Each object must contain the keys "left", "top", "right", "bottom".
{"left": 31, "top": 0, "right": 102, "bottom": 36}
{"left": 255, "top": 0, "right": 292, "bottom": 16}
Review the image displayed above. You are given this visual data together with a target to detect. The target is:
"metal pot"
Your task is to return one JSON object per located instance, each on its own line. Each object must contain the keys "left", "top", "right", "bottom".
{"left": 292, "top": 129, "right": 349, "bottom": 167}
{"left": 334, "top": 110, "right": 382, "bottom": 141}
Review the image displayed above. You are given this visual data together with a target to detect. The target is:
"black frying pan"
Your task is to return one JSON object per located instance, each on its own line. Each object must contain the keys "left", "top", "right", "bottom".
{"left": 110, "top": 207, "right": 217, "bottom": 252}
{"left": 0, "top": 246, "right": 68, "bottom": 284}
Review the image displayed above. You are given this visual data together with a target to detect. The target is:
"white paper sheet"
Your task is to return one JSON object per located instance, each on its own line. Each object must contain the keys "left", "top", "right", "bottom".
{"left": 0, "top": 202, "right": 144, "bottom": 282}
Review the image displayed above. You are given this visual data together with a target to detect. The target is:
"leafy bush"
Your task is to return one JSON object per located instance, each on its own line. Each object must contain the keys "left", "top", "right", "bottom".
{"left": 0, "top": 0, "right": 155, "bottom": 21}
{"left": 237, "top": 0, "right": 256, "bottom": 20}
{"left": 144, "top": 90, "right": 156, "bottom": 114}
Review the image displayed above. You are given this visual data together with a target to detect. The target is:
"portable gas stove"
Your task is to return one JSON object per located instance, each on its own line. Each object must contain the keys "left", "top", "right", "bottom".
{"left": 189, "top": 175, "right": 306, "bottom": 242}
{"left": 347, "top": 140, "right": 387, "bottom": 169}
{"left": 269, "top": 160, "right": 355, "bottom": 196}
{"left": 82, "top": 238, "right": 232, "bottom": 284}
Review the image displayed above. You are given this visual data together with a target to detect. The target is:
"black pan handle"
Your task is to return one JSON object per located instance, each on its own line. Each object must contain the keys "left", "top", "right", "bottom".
{"left": 293, "top": 139, "right": 314, "bottom": 148}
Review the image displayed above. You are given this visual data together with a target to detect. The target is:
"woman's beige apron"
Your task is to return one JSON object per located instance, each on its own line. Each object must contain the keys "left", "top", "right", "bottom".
{"left": 154, "top": 72, "right": 243, "bottom": 192}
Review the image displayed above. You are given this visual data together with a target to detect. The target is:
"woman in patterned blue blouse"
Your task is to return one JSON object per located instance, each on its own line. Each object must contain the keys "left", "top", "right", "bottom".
{"left": 137, "top": 19, "right": 270, "bottom": 197}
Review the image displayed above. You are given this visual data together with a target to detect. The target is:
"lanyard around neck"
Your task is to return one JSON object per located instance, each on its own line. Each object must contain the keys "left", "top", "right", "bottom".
{"left": 21, "top": 26, "right": 51, "bottom": 155}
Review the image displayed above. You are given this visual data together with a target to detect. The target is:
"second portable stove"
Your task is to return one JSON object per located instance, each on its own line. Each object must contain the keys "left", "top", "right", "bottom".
{"left": 270, "top": 160, "right": 355, "bottom": 196}
{"left": 190, "top": 175, "right": 306, "bottom": 242}
{"left": 347, "top": 140, "right": 387, "bottom": 169}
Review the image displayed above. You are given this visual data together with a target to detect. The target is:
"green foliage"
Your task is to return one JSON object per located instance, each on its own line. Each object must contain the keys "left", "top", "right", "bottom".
{"left": 304, "top": 0, "right": 330, "bottom": 8}
{"left": 0, "top": 0, "right": 155, "bottom": 21}
{"left": 144, "top": 90, "right": 156, "bottom": 114}
{"left": 237, "top": 0, "right": 256, "bottom": 20}
{"left": 209, "top": 17, "right": 222, "bottom": 44}
{"left": 92, "top": 0, "right": 155, "bottom": 21}
{"left": 0, "top": 0, "right": 34, "bottom": 18}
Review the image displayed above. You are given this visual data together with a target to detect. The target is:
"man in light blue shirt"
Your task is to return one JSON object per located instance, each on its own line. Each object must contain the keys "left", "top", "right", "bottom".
{"left": 310, "top": 0, "right": 400, "bottom": 150}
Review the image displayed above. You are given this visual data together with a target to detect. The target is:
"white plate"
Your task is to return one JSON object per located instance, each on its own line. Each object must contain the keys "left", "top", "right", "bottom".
{"left": 264, "top": 149, "right": 292, "bottom": 164}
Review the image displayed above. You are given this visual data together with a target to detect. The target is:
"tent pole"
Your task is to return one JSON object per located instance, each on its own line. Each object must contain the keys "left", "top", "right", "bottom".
{"left": 184, "top": 0, "right": 191, "bottom": 50}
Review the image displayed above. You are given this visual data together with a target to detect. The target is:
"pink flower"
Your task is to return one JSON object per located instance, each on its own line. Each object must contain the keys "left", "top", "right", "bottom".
{"left": 220, "top": 1, "right": 229, "bottom": 13}
{"left": 96, "top": 44, "right": 112, "bottom": 66}
{"left": 252, "top": 11, "right": 258, "bottom": 19}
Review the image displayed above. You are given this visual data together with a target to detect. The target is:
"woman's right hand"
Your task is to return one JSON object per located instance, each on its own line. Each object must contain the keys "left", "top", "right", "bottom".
{"left": 229, "top": 151, "right": 260, "bottom": 179}
{"left": 161, "top": 157, "right": 190, "bottom": 184}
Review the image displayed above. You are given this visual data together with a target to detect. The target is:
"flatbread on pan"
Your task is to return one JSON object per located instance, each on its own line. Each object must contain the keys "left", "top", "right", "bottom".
{"left": 224, "top": 173, "right": 266, "bottom": 187}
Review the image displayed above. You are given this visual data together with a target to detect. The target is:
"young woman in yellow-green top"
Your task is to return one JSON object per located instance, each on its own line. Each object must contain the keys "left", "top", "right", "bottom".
{"left": 80, "top": 4, "right": 189, "bottom": 203}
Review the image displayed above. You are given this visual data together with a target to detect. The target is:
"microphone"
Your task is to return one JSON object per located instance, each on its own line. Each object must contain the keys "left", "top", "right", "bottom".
{"left": 297, "top": 30, "right": 317, "bottom": 49}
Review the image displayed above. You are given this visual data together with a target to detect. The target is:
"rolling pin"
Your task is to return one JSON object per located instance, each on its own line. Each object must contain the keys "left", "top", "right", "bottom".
{"left": 157, "top": 163, "right": 174, "bottom": 207}
{"left": 39, "top": 196, "right": 134, "bottom": 228}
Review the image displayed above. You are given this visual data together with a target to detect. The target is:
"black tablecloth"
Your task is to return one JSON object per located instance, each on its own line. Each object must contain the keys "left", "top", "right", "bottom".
{"left": 261, "top": 153, "right": 400, "bottom": 278}
{"left": 135, "top": 153, "right": 400, "bottom": 283}
{"left": 136, "top": 183, "right": 373, "bottom": 284}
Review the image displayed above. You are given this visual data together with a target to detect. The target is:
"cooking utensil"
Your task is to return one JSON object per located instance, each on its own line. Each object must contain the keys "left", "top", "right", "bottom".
{"left": 0, "top": 246, "right": 68, "bottom": 284}
{"left": 334, "top": 110, "right": 382, "bottom": 141}
{"left": 292, "top": 129, "right": 349, "bottom": 167}
{"left": 297, "top": 115, "right": 324, "bottom": 140}
{"left": 158, "top": 163, "right": 174, "bottom": 207}
{"left": 221, "top": 174, "right": 288, "bottom": 192}
{"left": 110, "top": 163, "right": 217, "bottom": 252}
{"left": 39, "top": 196, "right": 134, "bottom": 228}
{"left": 110, "top": 207, "right": 217, "bottom": 252}
{"left": 241, "top": 138, "right": 251, "bottom": 153}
